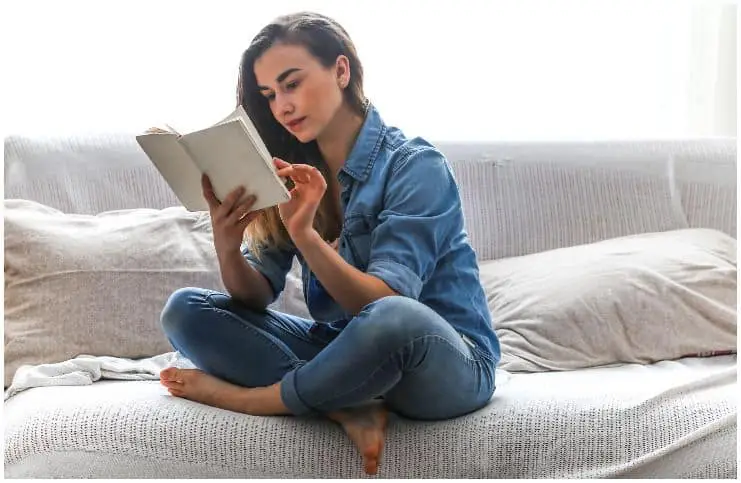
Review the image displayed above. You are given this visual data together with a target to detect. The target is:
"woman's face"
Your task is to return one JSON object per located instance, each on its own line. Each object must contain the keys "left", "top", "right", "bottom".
{"left": 254, "top": 43, "right": 347, "bottom": 143}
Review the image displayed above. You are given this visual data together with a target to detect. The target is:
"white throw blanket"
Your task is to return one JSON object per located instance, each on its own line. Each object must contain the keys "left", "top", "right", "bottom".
{"left": 4, "top": 352, "right": 195, "bottom": 400}
{"left": 4, "top": 354, "right": 736, "bottom": 478}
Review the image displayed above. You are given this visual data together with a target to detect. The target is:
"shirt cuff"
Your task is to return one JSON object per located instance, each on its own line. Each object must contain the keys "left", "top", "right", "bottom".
{"left": 367, "top": 259, "right": 423, "bottom": 300}
{"left": 241, "top": 247, "right": 285, "bottom": 302}
{"left": 246, "top": 261, "right": 282, "bottom": 301}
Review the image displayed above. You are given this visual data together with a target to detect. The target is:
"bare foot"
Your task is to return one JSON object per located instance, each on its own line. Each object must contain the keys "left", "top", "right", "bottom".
{"left": 160, "top": 367, "right": 251, "bottom": 411}
{"left": 329, "top": 402, "right": 389, "bottom": 475}
{"left": 160, "top": 367, "right": 289, "bottom": 416}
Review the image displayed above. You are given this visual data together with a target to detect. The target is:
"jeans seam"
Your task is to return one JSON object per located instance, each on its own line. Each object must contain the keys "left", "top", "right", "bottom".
{"left": 202, "top": 295, "right": 300, "bottom": 367}
{"left": 311, "top": 333, "right": 482, "bottom": 408}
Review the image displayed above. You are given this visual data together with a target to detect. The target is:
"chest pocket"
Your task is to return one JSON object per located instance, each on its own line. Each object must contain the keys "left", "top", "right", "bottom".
{"left": 342, "top": 214, "right": 375, "bottom": 271}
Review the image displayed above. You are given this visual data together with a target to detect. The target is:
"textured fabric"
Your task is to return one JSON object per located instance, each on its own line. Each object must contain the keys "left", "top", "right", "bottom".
{"left": 481, "top": 228, "right": 737, "bottom": 372}
{"left": 4, "top": 355, "right": 736, "bottom": 478}
{"left": 3, "top": 200, "right": 224, "bottom": 387}
{"left": 4, "top": 132, "right": 181, "bottom": 214}
{"left": 440, "top": 138, "right": 736, "bottom": 260}
{"left": 5, "top": 352, "right": 195, "bottom": 400}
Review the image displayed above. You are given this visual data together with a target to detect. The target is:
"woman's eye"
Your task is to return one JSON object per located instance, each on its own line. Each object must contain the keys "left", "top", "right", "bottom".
{"left": 265, "top": 93, "right": 275, "bottom": 101}
{"left": 286, "top": 80, "right": 300, "bottom": 90}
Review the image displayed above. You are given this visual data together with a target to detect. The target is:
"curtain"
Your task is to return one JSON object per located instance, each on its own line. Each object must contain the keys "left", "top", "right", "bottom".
{"left": 687, "top": 1, "right": 737, "bottom": 137}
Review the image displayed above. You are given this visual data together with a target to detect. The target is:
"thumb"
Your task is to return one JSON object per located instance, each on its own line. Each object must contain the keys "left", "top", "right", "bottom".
{"left": 201, "top": 174, "right": 220, "bottom": 211}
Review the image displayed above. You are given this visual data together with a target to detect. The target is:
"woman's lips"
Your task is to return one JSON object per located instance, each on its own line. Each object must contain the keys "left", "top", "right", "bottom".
{"left": 287, "top": 117, "right": 306, "bottom": 130}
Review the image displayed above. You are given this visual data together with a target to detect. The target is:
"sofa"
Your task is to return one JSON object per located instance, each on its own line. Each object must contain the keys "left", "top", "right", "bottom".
{"left": 3, "top": 133, "right": 738, "bottom": 478}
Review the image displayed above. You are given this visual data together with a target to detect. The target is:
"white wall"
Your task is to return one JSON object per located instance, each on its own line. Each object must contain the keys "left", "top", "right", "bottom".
{"left": 2, "top": 0, "right": 736, "bottom": 141}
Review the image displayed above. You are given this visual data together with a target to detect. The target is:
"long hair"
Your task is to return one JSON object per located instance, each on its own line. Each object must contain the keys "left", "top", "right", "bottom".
{"left": 237, "top": 12, "right": 367, "bottom": 258}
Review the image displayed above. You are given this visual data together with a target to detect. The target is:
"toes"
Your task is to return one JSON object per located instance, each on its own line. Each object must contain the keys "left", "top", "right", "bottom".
{"left": 168, "top": 387, "right": 185, "bottom": 397}
{"left": 161, "top": 378, "right": 183, "bottom": 389}
{"left": 363, "top": 440, "right": 383, "bottom": 475}
{"left": 160, "top": 367, "right": 182, "bottom": 382}
{"left": 364, "top": 460, "right": 377, "bottom": 475}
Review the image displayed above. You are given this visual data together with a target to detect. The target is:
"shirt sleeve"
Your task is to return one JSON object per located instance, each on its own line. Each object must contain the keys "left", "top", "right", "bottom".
{"left": 241, "top": 242, "right": 296, "bottom": 303}
{"left": 366, "top": 145, "right": 463, "bottom": 300}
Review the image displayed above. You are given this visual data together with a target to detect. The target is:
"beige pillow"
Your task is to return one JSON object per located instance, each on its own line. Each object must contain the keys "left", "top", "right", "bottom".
{"left": 480, "top": 228, "right": 737, "bottom": 372}
{"left": 4, "top": 200, "right": 225, "bottom": 387}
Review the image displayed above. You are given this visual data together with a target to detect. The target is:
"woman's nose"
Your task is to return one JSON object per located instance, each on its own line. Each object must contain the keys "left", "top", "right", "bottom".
{"left": 274, "top": 93, "right": 294, "bottom": 118}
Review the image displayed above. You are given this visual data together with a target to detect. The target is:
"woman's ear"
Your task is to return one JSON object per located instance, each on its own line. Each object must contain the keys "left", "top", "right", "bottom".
{"left": 336, "top": 55, "right": 351, "bottom": 88}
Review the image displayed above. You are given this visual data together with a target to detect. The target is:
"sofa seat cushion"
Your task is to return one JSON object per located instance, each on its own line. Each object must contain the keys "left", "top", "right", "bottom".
{"left": 4, "top": 356, "right": 737, "bottom": 478}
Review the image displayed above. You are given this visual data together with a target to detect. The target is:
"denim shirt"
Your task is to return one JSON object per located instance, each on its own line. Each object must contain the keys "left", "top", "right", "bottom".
{"left": 242, "top": 104, "right": 501, "bottom": 362}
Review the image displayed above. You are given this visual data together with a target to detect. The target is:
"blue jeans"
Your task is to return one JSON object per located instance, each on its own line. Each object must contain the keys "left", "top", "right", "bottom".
{"left": 160, "top": 287, "right": 496, "bottom": 420}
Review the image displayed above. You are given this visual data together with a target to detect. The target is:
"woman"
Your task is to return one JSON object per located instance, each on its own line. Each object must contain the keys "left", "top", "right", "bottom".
{"left": 159, "top": 11, "right": 500, "bottom": 475}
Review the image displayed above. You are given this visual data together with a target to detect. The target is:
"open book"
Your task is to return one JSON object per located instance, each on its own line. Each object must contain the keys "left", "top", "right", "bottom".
{"left": 136, "top": 105, "right": 291, "bottom": 212}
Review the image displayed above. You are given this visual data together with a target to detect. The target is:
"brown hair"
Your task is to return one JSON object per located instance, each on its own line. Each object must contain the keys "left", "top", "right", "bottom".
{"left": 237, "top": 11, "right": 367, "bottom": 258}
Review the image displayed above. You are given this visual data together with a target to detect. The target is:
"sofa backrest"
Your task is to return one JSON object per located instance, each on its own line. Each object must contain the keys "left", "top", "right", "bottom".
{"left": 5, "top": 134, "right": 736, "bottom": 261}
{"left": 4, "top": 133, "right": 181, "bottom": 215}
{"left": 439, "top": 139, "right": 736, "bottom": 260}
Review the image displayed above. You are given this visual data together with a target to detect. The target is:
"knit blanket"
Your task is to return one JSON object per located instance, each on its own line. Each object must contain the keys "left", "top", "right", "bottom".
{"left": 4, "top": 354, "right": 737, "bottom": 478}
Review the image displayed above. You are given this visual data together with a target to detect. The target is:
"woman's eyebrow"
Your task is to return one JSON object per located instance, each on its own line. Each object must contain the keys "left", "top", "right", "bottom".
{"left": 258, "top": 68, "right": 302, "bottom": 91}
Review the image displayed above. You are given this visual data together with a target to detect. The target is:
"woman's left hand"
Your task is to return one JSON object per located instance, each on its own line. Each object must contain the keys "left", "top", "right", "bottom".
{"left": 274, "top": 158, "right": 327, "bottom": 241}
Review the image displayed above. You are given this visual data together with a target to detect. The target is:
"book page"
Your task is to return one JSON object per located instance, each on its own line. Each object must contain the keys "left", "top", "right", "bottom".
{"left": 214, "top": 106, "right": 273, "bottom": 165}
{"left": 234, "top": 105, "right": 273, "bottom": 164}
{"left": 179, "top": 121, "right": 290, "bottom": 212}
{"left": 135, "top": 133, "right": 209, "bottom": 211}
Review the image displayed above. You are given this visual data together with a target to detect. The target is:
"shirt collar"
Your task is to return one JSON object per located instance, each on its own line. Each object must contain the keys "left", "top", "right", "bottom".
{"left": 338, "top": 102, "right": 386, "bottom": 184}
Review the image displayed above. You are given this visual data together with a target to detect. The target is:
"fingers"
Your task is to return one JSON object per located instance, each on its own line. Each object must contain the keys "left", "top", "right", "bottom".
{"left": 206, "top": 182, "right": 246, "bottom": 220}
{"left": 220, "top": 186, "right": 246, "bottom": 217}
{"left": 227, "top": 195, "right": 257, "bottom": 226}
{"left": 202, "top": 175, "right": 260, "bottom": 228}
{"left": 275, "top": 164, "right": 324, "bottom": 186}
{"left": 235, "top": 211, "right": 260, "bottom": 232}
{"left": 146, "top": 126, "right": 170, "bottom": 134}
{"left": 201, "top": 174, "right": 220, "bottom": 211}
{"left": 292, "top": 164, "right": 324, "bottom": 181}
{"left": 202, "top": 176, "right": 251, "bottom": 216}
{"left": 275, "top": 166, "right": 309, "bottom": 184}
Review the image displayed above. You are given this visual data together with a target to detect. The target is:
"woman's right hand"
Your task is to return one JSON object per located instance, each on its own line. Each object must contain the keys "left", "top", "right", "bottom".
{"left": 202, "top": 174, "right": 260, "bottom": 255}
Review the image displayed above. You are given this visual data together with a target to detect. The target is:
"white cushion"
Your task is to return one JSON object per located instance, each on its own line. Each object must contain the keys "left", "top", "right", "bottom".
{"left": 3, "top": 200, "right": 224, "bottom": 387}
{"left": 3, "top": 198, "right": 314, "bottom": 387}
{"left": 479, "top": 228, "right": 737, "bottom": 372}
